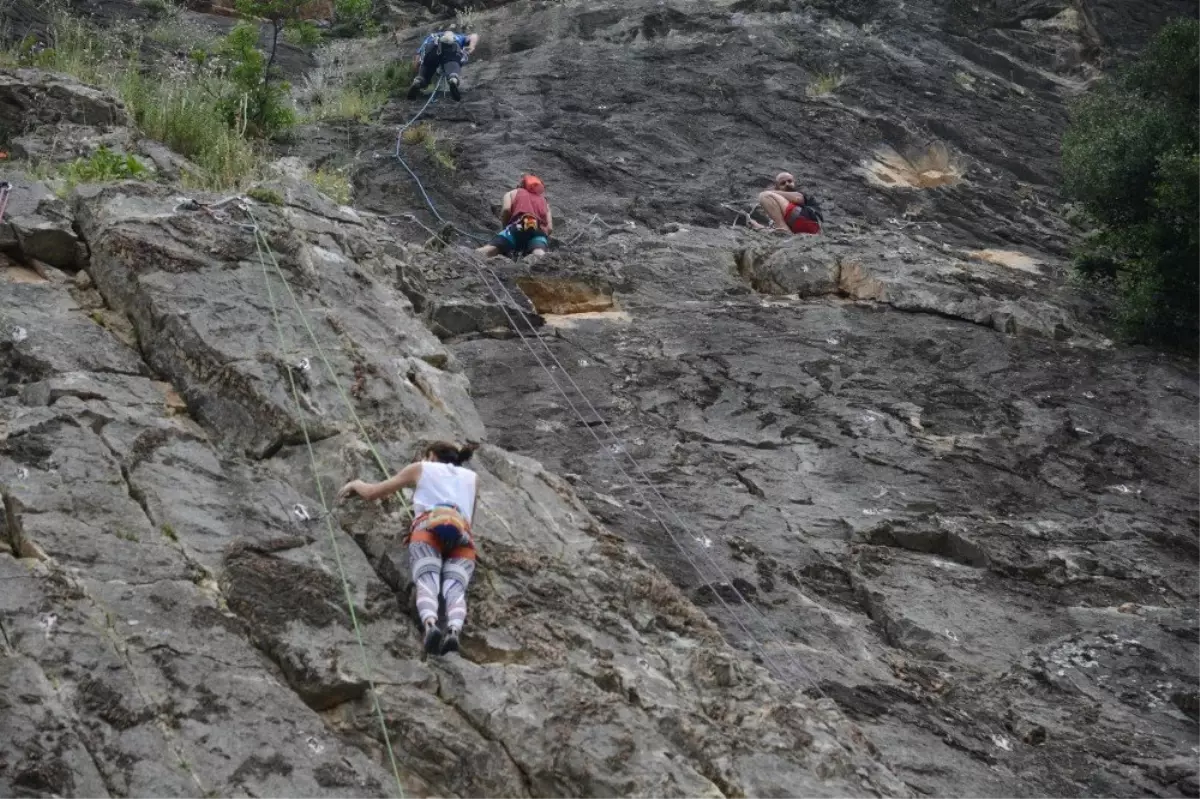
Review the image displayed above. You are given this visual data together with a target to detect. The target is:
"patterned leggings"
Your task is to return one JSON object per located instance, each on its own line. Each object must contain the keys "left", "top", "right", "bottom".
{"left": 409, "top": 541, "right": 476, "bottom": 632}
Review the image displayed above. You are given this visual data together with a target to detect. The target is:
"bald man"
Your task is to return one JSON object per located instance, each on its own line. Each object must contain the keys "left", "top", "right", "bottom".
{"left": 750, "top": 172, "right": 822, "bottom": 235}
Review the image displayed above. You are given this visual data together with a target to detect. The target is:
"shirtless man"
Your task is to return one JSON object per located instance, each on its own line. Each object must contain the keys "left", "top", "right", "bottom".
{"left": 750, "top": 171, "right": 822, "bottom": 234}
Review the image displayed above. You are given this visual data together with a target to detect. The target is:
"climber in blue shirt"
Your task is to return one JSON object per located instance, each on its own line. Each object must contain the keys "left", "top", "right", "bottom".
{"left": 408, "top": 30, "right": 479, "bottom": 103}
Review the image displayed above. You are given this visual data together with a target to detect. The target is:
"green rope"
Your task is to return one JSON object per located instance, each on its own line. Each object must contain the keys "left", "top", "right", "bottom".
{"left": 251, "top": 221, "right": 407, "bottom": 799}
{"left": 245, "top": 207, "right": 405, "bottom": 503}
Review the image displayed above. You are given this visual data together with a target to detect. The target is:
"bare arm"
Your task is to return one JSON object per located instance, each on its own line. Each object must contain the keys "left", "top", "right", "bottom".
{"left": 338, "top": 462, "right": 422, "bottom": 502}
{"left": 465, "top": 33, "right": 479, "bottom": 53}
{"left": 499, "top": 189, "right": 515, "bottom": 223}
{"left": 775, "top": 190, "right": 807, "bottom": 204}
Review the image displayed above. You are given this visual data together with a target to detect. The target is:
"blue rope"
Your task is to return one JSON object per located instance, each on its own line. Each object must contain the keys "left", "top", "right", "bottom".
{"left": 392, "top": 77, "right": 490, "bottom": 244}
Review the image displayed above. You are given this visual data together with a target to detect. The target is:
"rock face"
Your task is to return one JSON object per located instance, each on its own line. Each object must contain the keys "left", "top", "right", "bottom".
{"left": 358, "top": 0, "right": 1198, "bottom": 797}
{"left": 2, "top": 0, "right": 1198, "bottom": 797}
{"left": 0, "top": 68, "right": 128, "bottom": 128}
{"left": 1, "top": 179, "right": 907, "bottom": 798}
{"left": 451, "top": 226, "right": 1199, "bottom": 798}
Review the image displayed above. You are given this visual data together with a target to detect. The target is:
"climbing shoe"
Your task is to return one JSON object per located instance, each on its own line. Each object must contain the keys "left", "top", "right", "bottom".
{"left": 406, "top": 79, "right": 424, "bottom": 101}
{"left": 441, "top": 628, "right": 460, "bottom": 655}
{"left": 422, "top": 622, "right": 443, "bottom": 655}
{"left": 448, "top": 77, "right": 461, "bottom": 102}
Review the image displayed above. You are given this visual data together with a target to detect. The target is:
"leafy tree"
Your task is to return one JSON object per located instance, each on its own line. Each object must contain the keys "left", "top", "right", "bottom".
{"left": 333, "top": 0, "right": 376, "bottom": 35}
{"left": 1062, "top": 18, "right": 1199, "bottom": 346}
{"left": 217, "top": 20, "right": 295, "bottom": 138}
{"left": 209, "top": 0, "right": 319, "bottom": 138}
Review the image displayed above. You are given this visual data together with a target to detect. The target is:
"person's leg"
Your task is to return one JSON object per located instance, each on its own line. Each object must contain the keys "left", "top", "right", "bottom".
{"left": 442, "top": 57, "right": 462, "bottom": 100}
{"left": 408, "top": 541, "right": 444, "bottom": 651}
{"left": 526, "top": 233, "right": 549, "bottom": 258}
{"left": 408, "top": 51, "right": 439, "bottom": 98}
{"left": 757, "top": 190, "right": 792, "bottom": 231}
{"left": 439, "top": 553, "right": 476, "bottom": 653}
{"left": 478, "top": 228, "right": 515, "bottom": 259}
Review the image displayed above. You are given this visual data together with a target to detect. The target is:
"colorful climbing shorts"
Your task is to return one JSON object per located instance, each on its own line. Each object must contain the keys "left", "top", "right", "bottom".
{"left": 489, "top": 219, "right": 549, "bottom": 256}
{"left": 784, "top": 202, "right": 821, "bottom": 235}
{"left": 409, "top": 505, "right": 476, "bottom": 561}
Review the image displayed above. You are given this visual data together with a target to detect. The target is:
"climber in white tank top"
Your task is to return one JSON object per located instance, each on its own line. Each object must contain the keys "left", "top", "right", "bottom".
{"left": 411, "top": 460, "right": 477, "bottom": 523}
{"left": 338, "top": 440, "right": 480, "bottom": 656}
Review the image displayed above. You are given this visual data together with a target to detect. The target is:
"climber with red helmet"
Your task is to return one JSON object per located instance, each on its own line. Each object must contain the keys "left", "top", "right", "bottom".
{"left": 749, "top": 171, "right": 823, "bottom": 235}
{"left": 476, "top": 174, "right": 554, "bottom": 259}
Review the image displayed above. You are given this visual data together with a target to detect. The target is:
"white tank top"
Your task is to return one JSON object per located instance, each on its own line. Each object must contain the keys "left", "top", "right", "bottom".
{"left": 412, "top": 462, "right": 477, "bottom": 524}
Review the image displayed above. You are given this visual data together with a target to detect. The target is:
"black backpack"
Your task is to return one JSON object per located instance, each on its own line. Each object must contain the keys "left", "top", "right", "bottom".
{"left": 800, "top": 195, "right": 824, "bottom": 225}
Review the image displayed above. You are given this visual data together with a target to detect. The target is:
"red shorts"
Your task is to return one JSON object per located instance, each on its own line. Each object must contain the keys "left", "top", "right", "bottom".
{"left": 784, "top": 203, "right": 821, "bottom": 235}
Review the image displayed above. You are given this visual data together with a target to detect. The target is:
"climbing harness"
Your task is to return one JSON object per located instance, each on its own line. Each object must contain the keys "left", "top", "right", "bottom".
{"left": 513, "top": 213, "right": 541, "bottom": 233}
{"left": 245, "top": 205, "right": 407, "bottom": 799}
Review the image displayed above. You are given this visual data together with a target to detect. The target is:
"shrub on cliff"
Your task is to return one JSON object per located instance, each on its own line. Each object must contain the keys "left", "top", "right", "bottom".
{"left": 1062, "top": 18, "right": 1199, "bottom": 346}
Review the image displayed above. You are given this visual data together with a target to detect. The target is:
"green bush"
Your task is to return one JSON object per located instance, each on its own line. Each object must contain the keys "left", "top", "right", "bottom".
{"left": 302, "top": 58, "right": 412, "bottom": 122}
{"left": 1062, "top": 18, "right": 1199, "bottom": 345}
{"left": 217, "top": 21, "right": 296, "bottom": 139}
{"left": 284, "top": 20, "right": 323, "bottom": 47}
{"left": 61, "top": 145, "right": 146, "bottom": 188}
{"left": 121, "top": 69, "right": 263, "bottom": 189}
{"left": 332, "top": 0, "right": 376, "bottom": 36}
{"left": 352, "top": 58, "right": 414, "bottom": 98}
{"left": 1, "top": 10, "right": 275, "bottom": 189}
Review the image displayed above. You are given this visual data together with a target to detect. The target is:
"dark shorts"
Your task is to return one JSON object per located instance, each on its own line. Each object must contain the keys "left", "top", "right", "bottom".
{"left": 490, "top": 222, "right": 549, "bottom": 255}
{"left": 784, "top": 202, "right": 821, "bottom": 235}
{"left": 419, "top": 47, "right": 462, "bottom": 84}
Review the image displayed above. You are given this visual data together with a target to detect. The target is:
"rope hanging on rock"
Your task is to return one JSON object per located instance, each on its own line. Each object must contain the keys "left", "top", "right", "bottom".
{"left": 246, "top": 204, "right": 408, "bottom": 799}
{"left": 390, "top": 79, "right": 489, "bottom": 244}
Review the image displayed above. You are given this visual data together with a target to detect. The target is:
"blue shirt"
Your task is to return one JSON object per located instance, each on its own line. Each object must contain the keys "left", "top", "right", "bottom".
{"left": 418, "top": 32, "right": 470, "bottom": 55}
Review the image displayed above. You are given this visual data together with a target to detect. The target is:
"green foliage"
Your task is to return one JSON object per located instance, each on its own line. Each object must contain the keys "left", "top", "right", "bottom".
{"left": 308, "top": 167, "right": 351, "bottom": 204}
{"left": 303, "top": 59, "right": 412, "bottom": 122}
{"left": 352, "top": 58, "right": 414, "bottom": 98}
{"left": 21, "top": 14, "right": 133, "bottom": 85}
{"left": 402, "top": 122, "right": 456, "bottom": 170}
{"left": 332, "top": 0, "right": 376, "bottom": 36}
{"left": 217, "top": 21, "right": 296, "bottom": 139}
{"left": 1062, "top": 18, "right": 1199, "bottom": 345}
{"left": 806, "top": 71, "right": 846, "bottom": 98}
{"left": 284, "top": 19, "right": 322, "bottom": 47}
{"left": 247, "top": 186, "right": 284, "bottom": 205}
{"left": 121, "top": 68, "right": 263, "bottom": 189}
{"left": 61, "top": 146, "right": 146, "bottom": 188}
{"left": 0, "top": 10, "right": 271, "bottom": 189}
{"left": 234, "top": 0, "right": 307, "bottom": 22}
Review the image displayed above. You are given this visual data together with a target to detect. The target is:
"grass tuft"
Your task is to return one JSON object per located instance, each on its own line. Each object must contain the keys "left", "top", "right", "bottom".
{"left": 308, "top": 167, "right": 352, "bottom": 205}
{"left": 806, "top": 71, "right": 847, "bottom": 98}
{"left": 2, "top": 9, "right": 272, "bottom": 190}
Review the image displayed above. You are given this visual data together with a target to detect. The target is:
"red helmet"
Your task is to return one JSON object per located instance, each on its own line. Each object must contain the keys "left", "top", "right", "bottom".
{"left": 520, "top": 174, "right": 545, "bottom": 194}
